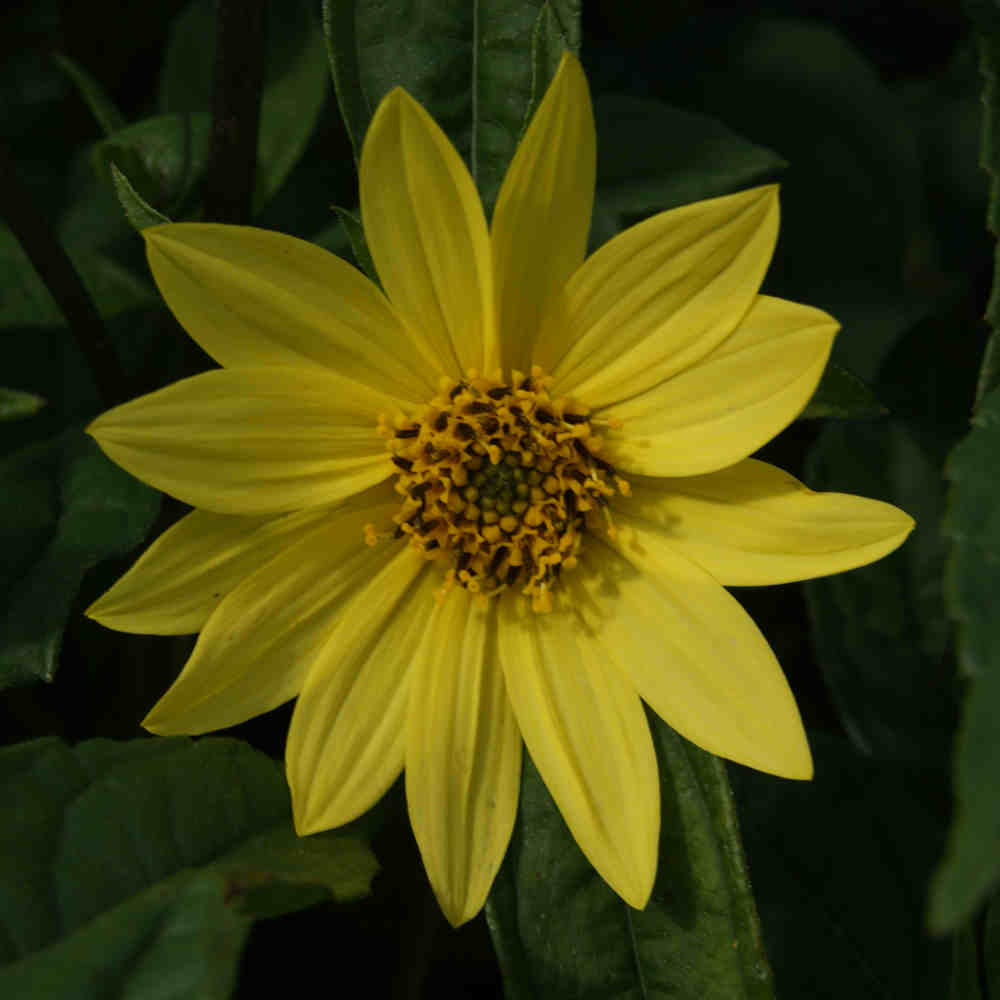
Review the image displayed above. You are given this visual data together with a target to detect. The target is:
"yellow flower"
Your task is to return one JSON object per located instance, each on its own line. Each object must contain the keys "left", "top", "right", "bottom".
{"left": 86, "top": 53, "right": 913, "bottom": 925}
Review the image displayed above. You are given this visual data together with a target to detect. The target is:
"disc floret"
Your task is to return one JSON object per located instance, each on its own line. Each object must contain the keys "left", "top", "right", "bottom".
{"left": 373, "top": 365, "right": 628, "bottom": 612}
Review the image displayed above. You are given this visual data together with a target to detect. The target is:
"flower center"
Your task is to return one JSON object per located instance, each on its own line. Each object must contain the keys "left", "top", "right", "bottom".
{"left": 372, "top": 366, "right": 628, "bottom": 612}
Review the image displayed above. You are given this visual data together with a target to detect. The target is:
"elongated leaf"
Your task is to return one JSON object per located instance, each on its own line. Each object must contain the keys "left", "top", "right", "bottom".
{"left": 967, "top": 1, "right": 1000, "bottom": 405}
{"left": 0, "top": 736, "right": 377, "bottom": 996}
{"left": 486, "top": 715, "right": 776, "bottom": 1000}
{"left": 930, "top": 384, "right": 1000, "bottom": 931}
{"left": 92, "top": 113, "right": 212, "bottom": 219}
{"left": 52, "top": 51, "right": 126, "bottom": 137}
{"left": 799, "top": 363, "right": 887, "bottom": 420}
{"left": 333, "top": 206, "right": 376, "bottom": 282}
{"left": 804, "top": 419, "right": 955, "bottom": 763}
{"left": 110, "top": 162, "right": 171, "bottom": 231}
{"left": 731, "top": 735, "right": 950, "bottom": 998}
{"left": 161, "top": 0, "right": 329, "bottom": 211}
{"left": 0, "top": 388, "right": 45, "bottom": 421}
{"left": 325, "top": 0, "right": 581, "bottom": 210}
{"left": 0, "top": 430, "right": 160, "bottom": 689}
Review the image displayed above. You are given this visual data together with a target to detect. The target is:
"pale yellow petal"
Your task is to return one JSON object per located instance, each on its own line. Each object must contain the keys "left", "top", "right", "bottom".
{"left": 615, "top": 459, "right": 914, "bottom": 586}
{"left": 575, "top": 532, "right": 812, "bottom": 780}
{"left": 144, "top": 223, "right": 437, "bottom": 401}
{"left": 406, "top": 589, "right": 522, "bottom": 927}
{"left": 86, "top": 504, "right": 335, "bottom": 635}
{"left": 491, "top": 52, "right": 595, "bottom": 371}
{"left": 537, "top": 186, "right": 779, "bottom": 408}
{"left": 142, "top": 491, "right": 400, "bottom": 735}
{"left": 497, "top": 590, "right": 659, "bottom": 908}
{"left": 288, "top": 548, "right": 432, "bottom": 834}
{"left": 600, "top": 295, "right": 837, "bottom": 477}
{"left": 361, "top": 88, "right": 496, "bottom": 376}
{"left": 87, "top": 366, "right": 397, "bottom": 515}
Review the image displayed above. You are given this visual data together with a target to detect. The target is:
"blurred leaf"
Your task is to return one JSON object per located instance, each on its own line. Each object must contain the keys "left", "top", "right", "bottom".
{"left": 593, "top": 95, "right": 785, "bottom": 225}
{"left": 639, "top": 15, "right": 926, "bottom": 381}
{"left": 804, "top": 419, "right": 955, "bottom": 763}
{"left": 91, "top": 113, "right": 212, "bottom": 220}
{"left": 110, "top": 162, "right": 171, "bottom": 231}
{"left": 731, "top": 735, "right": 950, "bottom": 999}
{"left": 486, "top": 715, "right": 776, "bottom": 1000}
{"left": 325, "top": 0, "right": 581, "bottom": 211}
{"left": 0, "top": 736, "right": 377, "bottom": 996}
{"left": 0, "top": 389, "right": 45, "bottom": 421}
{"left": 333, "top": 206, "right": 376, "bottom": 281}
{"left": 0, "top": 430, "right": 160, "bottom": 689}
{"left": 896, "top": 42, "right": 987, "bottom": 279}
{"left": 308, "top": 220, "right": 352, "bottom": 259}
{"left": 0, "top": 871, "right": 248, "bottom": 1000}
{"left": 987, "top": 896, "right": 1000, "bottom": 995}
{"left": 52, "top": 51, "right": 126, "bottom": 137}
{"left": 799, "top": 363, "right": 887, "bottom": 420}
{"left": 950, "top": 923, "right": 983, "bottom": 1000}
{"left": 161, "top": 0, "right": 329, "bottom": 212}
{"left": 930, "top": 383, "right": 1000, "bottom": 931}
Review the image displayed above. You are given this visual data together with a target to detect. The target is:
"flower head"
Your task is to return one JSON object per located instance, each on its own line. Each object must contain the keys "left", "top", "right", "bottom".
{"left": 87, "top": 53, "right": 913, "bottom": 925}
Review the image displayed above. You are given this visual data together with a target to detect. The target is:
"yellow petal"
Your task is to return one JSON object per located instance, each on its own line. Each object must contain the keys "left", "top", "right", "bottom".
{"left": 491, "top": 52, "right": 595, "bottom": 371}
{"left": 600, "top": 295, "right": 837, "bottom": 477}
{"left": 86, "top": 504, "right": 335, "bottom": 635}
{"left": 497, "top": 590, "right": 659, "bottom": 908}
{"left": 406, "top": 589, "right": 522, "bottom": 927}
{"left": 288, "top": 548, "right": 432, "bottom": 834}
{"left": 538, "top": 186, "right": 779, "bottom": 408}
{"left": 615, "top": 459, "right": 914, "bottom": 586}
{"left": 144, "top": 223, "right": 437, "bottom": 402}
{"left": 361, "top": 88, "right": 496, "bottom": 376}
{"left": 87, "top": 366, "right": 396, "bottom": 515}
{"left": 576, "top": 533, "right": 812, "bottom": 780}
{"left": 142, "top": 491, "right": 400, "bottom": 735}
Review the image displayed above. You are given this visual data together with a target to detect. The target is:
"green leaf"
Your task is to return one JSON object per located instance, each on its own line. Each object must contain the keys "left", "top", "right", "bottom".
{"left": 930, "top": 384, "right": 1000, "bottom": 931}
{"left": 966, "top": 2, "right": 1000, "bottom": 405}
{"left": 161, "top": 0, "right": 329, "bottom": 212}
{"left": 51, "top": 51, "right": 126, "bottom": 137}
{"left": 526, "top": 2, "right": 574, "bottom": 125}
{"left": 731, "top": 735, "right": 950, "bottom": 998}
{"left": 109, "top": 162, "right": 171, "bottom": 231}
{"left": 803, "top": 419, "right": 955, "bottom": 763}
{"left": 799, "top": 363, "right": 888, "bottom": 420}
{"left": 593, "top": 95, "right": 785, "bottom": 226}
{"left": 0, "top": 430, "right": 160, "bottom": 689}
{"left": 325, "top": 0, "right": 581, "bottom": 211}
{"left": 950, "top": 923, "right": 984, "bottom": 1000}
{"left": 0, "top": 388, "right": 45, "bottom": 421}
{"left": 987, "top": 895, "right": 1000, "bottom": 996}
{"left": 0, "top": 229, "right": 151, "bottom": 331}
{"left": 333, "top": 206, "right": 376, "bottom": 282}
{"left": 0, "top": 871, "right": 248, "bottom": 1000}
{"left": 645, "top": 15, "right": 925, "bottom": 381}
{"left": 92, "top": 112, "right": 212, "bottom": 220}
{"left": 486, "top": 715, "right": 776, "bottom": 1000}
{"left": 0, "top": 736, "right": 377, "bottom": 996}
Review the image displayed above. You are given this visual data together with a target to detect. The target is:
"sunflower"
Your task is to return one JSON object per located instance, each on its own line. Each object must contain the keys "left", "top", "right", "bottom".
{"left": 87, "top": 52, "right": 913, "bottom": 925}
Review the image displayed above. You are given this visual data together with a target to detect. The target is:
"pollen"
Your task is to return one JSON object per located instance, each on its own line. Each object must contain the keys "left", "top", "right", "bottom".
{"left": 376, "top": 366, "right": 627, "bottom": 611}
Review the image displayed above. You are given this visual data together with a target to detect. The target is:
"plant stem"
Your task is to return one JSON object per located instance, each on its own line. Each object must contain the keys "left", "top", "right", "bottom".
{"left": 0, "top": 143, "right": 127, "bottom": 407}
{"left": 204, "top": 0, "right": 267, "bottom": 224}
